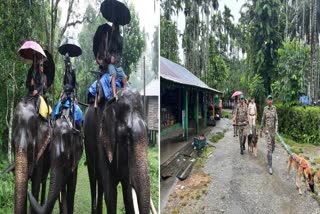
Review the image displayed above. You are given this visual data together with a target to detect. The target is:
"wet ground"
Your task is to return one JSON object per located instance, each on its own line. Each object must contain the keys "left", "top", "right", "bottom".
{"left": 163, "top": 117, "right": 320, "bottom": 214}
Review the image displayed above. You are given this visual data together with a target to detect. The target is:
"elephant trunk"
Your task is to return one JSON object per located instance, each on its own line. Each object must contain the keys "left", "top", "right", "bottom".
{"left": 14, "top": 150, "right": 28, "bottom": 214}
{"left": 28, "top": 165, "right": 64, "bottom": 214}
{"left": 131, "top": 136, "right": 150, "bottom": 214}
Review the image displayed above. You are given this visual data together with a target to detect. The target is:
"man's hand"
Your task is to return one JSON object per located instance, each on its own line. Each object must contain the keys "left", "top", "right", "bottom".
{"left": 32, "top": 90, "right": 38, "bottom": 96}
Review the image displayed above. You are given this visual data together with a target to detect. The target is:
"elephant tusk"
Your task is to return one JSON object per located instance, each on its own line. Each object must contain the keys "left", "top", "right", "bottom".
{"left": 150, "top": 196, "right": 157, "bottom": 214}
{"left": 132, "top": 187, "right": 140, "bottom": 214}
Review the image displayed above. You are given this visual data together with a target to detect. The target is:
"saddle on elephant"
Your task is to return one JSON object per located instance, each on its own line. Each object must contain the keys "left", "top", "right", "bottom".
{"left": 38, "top": 95, "right": 52, "bottom": 118}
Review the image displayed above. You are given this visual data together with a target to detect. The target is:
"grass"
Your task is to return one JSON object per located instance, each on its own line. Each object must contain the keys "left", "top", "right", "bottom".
{"left": 311, "top": 157, "right": 320, "bottom": 166}
{"left": 210, "top": 132, "right": 225, "bottom": 143}
{"left": 276, "top": 133, "right": 304, "bottom": 155}
{"left": 0, "top": 146, "right": 158, "bottom": 213}
{"left": 222, "top": 110, "right": 232, "bottom": 119}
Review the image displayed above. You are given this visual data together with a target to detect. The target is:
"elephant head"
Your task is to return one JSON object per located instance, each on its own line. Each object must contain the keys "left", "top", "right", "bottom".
{"left": 13, "top": 100, "right": 38, "bottom": 214}
{"left": 28, "top": 115, "right": 82, "bottom": 214}
{"left": 100, "top": 88, "right": 150, "bottom": 213}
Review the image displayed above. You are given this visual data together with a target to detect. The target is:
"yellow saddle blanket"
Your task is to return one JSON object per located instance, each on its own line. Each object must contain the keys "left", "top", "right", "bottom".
{"left": 39, "top": 96, "right": 52, "bottom": 118}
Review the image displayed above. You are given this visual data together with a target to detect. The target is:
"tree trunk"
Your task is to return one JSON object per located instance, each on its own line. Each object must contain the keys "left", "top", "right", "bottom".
{"left": 295, "top": 0, "right": 299, "bottom": 38}
{"left": 285, "top": 0, "right": 289, "bottom": 39}
{"left": 6, "top": 63, "right": 16, "bottom": 164}
{"left": 308, "top": 0, "right": 313, "bottom": 99}
{"left": 313, "top": 0, "right": 318, "bottom": 102}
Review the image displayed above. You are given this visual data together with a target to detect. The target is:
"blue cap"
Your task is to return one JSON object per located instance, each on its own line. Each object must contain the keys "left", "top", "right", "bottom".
{"left": 240, "top": 94, "right": 245, "bottom": 99}
{"left": 267, "top": 95, "right": 272, "bottom": 100}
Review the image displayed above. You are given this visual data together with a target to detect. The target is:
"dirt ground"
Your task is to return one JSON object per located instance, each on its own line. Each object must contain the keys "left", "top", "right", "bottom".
{"left": 163, "top": 117, "right": 320, "bottom": 214}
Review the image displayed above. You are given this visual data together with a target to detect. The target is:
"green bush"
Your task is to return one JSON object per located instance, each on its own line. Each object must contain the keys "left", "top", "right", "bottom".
{"left": 276, "top": 104, "right": 320, "bottom": 145}
{"left": 0, "top": 159, "right": 14, "bottom": 212}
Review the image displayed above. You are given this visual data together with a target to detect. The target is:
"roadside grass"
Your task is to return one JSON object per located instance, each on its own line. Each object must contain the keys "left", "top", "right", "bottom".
{"left": 222, "top": 110, "right": 232, "bottom": 119}
{"left": 210, "top": 132, "right": 225, "bottom": 143}
{"left": 276, "top": 133, "right": 305, "bottom": 155}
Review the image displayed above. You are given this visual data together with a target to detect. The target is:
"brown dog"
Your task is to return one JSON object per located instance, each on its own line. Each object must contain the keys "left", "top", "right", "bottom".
{"left": 287, "top": 153, "right": 315, "bottom": 194}
{"left": 248, "top": 127, "right": 259, "bottom": 157}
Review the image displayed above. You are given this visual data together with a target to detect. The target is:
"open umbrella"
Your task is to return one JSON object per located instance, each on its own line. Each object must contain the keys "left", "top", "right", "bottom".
{"left": 58, "top": 37, "right": 82, "bottom": 57}
{"left": 43, "top": 50, "right": 55, "bottom": 88}
{"left": 93, "top": 23, "right": 112, "bottom": 58}
{"left": 27, "top": 50, "right": 55, "bottom": 88}
{"left": 231, "top": 91, "right": 243, "bottom": 98}
{"left": 100, "top": 0, "right": 131, "bottom": 25}
{"left": 17, "top": 41, "right": 47, "bottom": 64}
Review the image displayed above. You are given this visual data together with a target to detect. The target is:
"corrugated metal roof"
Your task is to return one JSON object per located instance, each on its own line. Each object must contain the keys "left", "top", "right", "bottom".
{"left": 160, "top": 57, "right": 222, "bottom": 94}
{"left": 140, "top": 78, "right": 160, "bottom": 96}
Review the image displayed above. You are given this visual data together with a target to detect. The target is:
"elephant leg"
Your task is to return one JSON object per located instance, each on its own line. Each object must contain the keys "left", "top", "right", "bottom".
{"left": 59, "top": 186, "right": 68, "bottom": 214}
{"left": 40, "top": 178, "right": 46, "bottom": 205}
{"left": 121, "top": 180, "right": 134, "bottom": 213}
{"left": 97, "top": 179, "right": 103, "bottom": 214}
{"left": 30, "top": 160, "right": 43, "bottom": 214}
{"left": 66, "top": 168, "right": 78, "bottom": 214}
{"left": 105, "top": 178, "right": 118, "bottom": 214}
{"left": 85, "top": 152, "right": 97, "bottom": 213}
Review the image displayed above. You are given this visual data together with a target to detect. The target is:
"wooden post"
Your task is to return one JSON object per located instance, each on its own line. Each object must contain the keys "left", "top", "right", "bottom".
{"left": 184, "top": 89, "right": 189, "bottom": 140}
{"left": 204, "top": 92, "right": 207, "bottom": 129}
{"left": 194, "top": 90, "right": 199, "bottom": 134}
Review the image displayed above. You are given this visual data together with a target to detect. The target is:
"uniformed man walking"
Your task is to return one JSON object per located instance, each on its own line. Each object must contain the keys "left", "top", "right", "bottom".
{"left": 233, "top": 94, "right": 249, "bottom": 155}
{"left": 232, "top": 97, "right": 239, "bottom": 137}
{"left": 260, "top": 95, "right": 278, "bottom": 175}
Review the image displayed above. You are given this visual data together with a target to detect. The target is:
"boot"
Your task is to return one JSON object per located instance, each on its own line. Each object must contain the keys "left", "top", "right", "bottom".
{"left": 268, "top": 153, "right": 273, "bottom": 175}
{"left": 240, "top": 140, "right": 244, "bottom": 155}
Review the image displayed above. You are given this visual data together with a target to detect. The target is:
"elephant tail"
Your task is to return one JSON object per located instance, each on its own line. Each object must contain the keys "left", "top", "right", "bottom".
{"left": 28, "top": 191, "right": 46, "bottom": 214}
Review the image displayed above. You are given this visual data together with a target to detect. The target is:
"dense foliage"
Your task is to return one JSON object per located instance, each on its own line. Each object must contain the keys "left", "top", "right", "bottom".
{"left": 276, "top": 105, "right": 320, "bottom": 145}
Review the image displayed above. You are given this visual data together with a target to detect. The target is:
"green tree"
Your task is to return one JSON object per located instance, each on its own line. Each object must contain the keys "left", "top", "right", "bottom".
{"left": 272, "top": 39, "right": 310, "bottom": 105}
{"left": 122, "top": 4, "right": 146, "bottom": 77}
{"left": 240, "top": 0, "right": 284, "bottom": 94}
{"left": 160, "top": 16, "right": 180, "bottom": 63}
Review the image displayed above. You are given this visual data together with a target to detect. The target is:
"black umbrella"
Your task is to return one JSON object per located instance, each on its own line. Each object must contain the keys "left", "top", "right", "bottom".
{"left": 100, "top": 0, "right": 131, "bottom": 25}
{"left": 58, "top": 37, "right": 82, "bottom": 57}
{"left": 43, "top": 50, "right": 55, "bottom": 88}
{"left": 93, "top": 23, "right": 112, "bottom": 58}
{"left": 27, "top": 50, "right": 55, "bottom": 89}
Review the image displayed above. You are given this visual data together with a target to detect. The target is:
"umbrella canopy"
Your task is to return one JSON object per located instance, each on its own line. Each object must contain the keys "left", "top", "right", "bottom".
{"left": 17, "top": 41, "right": 47, "bottom": 63}
{"left": 27, "top": 50, "right": 55, "bottom": 88}
{"left": 58, "top": 37, "right": 82, "bottom": 57}
{"left": 43, "top": 50, "right": 55, "bottom": 88}
{"left": 93, "top": 23, "right": 112, "bottom": 58}
{"left": 231, "top": 91, "right": 243, "bottom": 98}
{"left": 100, "top": 0, "right": 131, "bottom": 25}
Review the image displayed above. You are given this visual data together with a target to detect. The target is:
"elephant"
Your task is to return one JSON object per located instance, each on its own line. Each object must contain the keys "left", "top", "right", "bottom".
{"left": 84, "top": 87, "right": 150, "bottom": 214}
{"left": 13, "top": 96, "right": 51, "bottom": 214}
{"left": 28, "top": 107, "right": 83, "bottom": 214}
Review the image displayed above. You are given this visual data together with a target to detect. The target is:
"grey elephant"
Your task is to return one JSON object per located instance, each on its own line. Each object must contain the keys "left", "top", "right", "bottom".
{"left": 84, "top": 88, "right": 150, "bottom": 214}
{"left": 13, "top": 96, "right": 51, "bottom": 214}
{"left": 28, "top": 103, "right": 83, "bottom": 213}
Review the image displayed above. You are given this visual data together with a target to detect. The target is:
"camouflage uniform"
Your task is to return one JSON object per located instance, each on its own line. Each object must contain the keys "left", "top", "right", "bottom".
{"left": 232, "top": 101, "right": 238, "bottom": 137}
{"left": 261, "top": 105, "right": 278, "bottom": 170}
{"left": 235, "top": 103, "right": 248, "bottom": 153}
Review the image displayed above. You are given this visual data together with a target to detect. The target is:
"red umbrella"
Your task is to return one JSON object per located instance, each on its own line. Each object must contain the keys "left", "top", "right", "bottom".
{"left": 17, "top": 41, "right": 46, "bottom": 64}
{"left": 231, "top": 91, "right": 243, "bottom": 97}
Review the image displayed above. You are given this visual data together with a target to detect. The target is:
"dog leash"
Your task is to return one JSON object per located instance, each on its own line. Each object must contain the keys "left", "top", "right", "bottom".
{"left": 276, "top": 132, "right": 300, "bottom": 164}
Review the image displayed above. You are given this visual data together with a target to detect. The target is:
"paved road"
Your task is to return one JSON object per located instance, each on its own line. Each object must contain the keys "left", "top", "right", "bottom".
{"left": 179, "top": 118, "right": 320, "bottom": 214}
